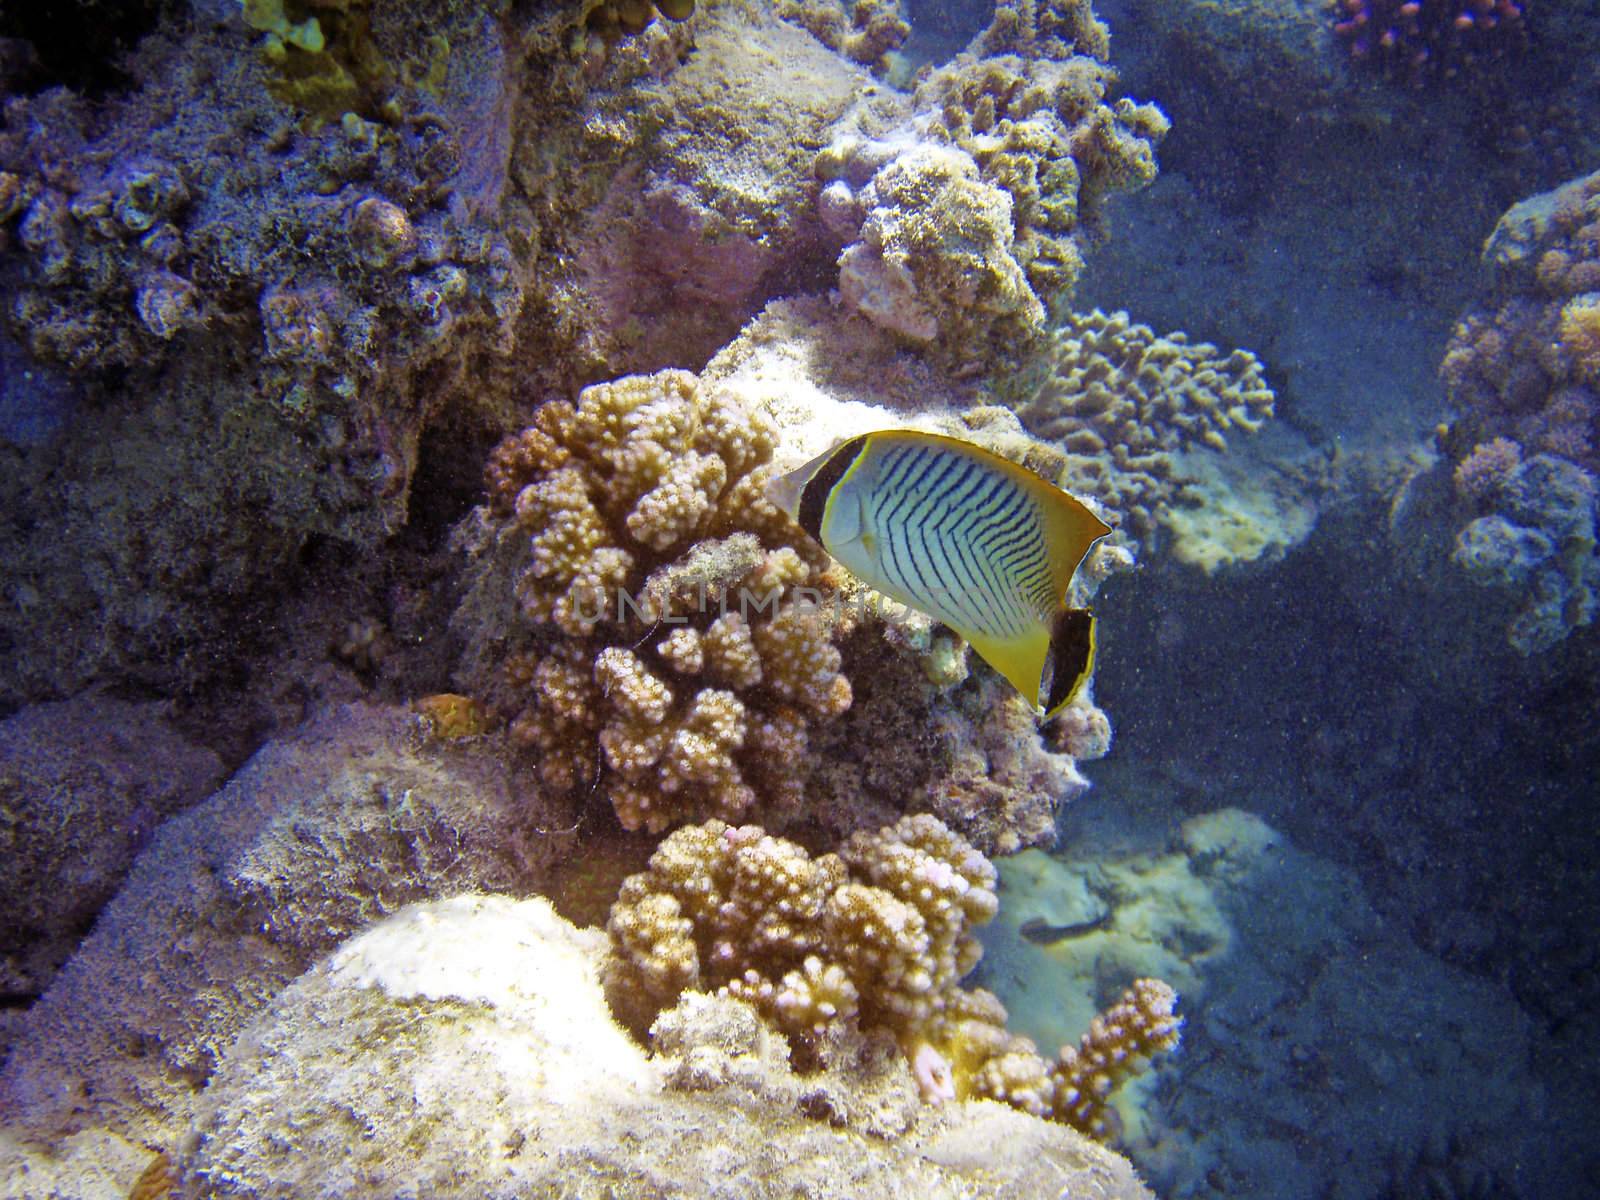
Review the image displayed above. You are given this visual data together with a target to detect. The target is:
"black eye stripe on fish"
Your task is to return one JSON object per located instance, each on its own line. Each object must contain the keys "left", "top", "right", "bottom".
{"left": 769, "top": 429, "right": 1111, "bottom": 718}
{"left": 796, "top": 434, "right": 865, "bottom": 543}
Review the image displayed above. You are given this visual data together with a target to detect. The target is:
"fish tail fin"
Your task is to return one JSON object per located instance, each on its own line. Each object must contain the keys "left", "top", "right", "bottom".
{"left": 1042, "top": 607, "right": 1096, "bottom": 718}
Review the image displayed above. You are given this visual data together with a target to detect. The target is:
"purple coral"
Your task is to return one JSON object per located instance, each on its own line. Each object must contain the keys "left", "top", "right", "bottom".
{"left": 1332, "top": 0, "right": 1526, "bottom": 83}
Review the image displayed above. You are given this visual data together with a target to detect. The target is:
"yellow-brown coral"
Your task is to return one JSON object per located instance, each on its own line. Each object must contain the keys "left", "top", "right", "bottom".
{"left": 1558, "top": 293, "right": 1600, "bottom": 384}
{"left": 486, "top": 370, "right": 850, "bottom": 832}
{"left": 605, "top": 814, "right": 1180, "bottom": 1141}
{"left": 604, "top": 814, "right": 996, "bottom": 1051}
{"left": 412, "top": 693, "right": 491, "bottom": 739}
{"left": 127, "top": 1152, "right": 176, "bottom": 1200}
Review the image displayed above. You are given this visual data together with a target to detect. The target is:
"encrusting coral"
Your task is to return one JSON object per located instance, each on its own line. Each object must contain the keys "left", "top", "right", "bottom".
{"left": 479, "top": 369, "right": 853, "bottom": 833}
{"left": 605, "top": 813, "right": 1181, "bottom": 1140}
{"left": 1011, "top": 308, "right": 1277, "bottom": 537}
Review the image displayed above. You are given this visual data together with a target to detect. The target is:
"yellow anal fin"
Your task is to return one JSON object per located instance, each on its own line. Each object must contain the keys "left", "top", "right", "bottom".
{"left": 963, "top": 625, "right": 1053, "bottom": 712}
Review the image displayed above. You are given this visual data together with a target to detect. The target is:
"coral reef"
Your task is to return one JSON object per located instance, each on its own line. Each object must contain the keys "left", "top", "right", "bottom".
{"left": 604, "top": 814, "right": 1180, "bottom": 1139}
{"left": 456, "top": 310, "right": 1127, "bottom": 852}
{"left": 1443, "top": 168, "right": 1600, "bottom": 473}
{"left": 0, "top": 1, "right": 544, "bottom": 701}
{"left": 1332, "top": 0, "right": 1527, "bottom": 85}
{"left": 0, "top": 0, "right": 1162, "bottom": 706}
{"left": 582, "top": 0, "right": 697, "bottom": 50}
{"left": 775, "top": 0, "right": 911, "bottom": 72}
{"left": 1436, "top": 168, "right": 1600, "bottom": 650}
{"left": 174, "top": 894, "right": 1156, "bottom": 1199}
{"left": 0, "top": 703, "right": 563, "bottom": 1145}
{"left": 0, "top": 693, "right": 225, "bottom": 999}
{"left": 816, "top": 0, "right": 1168, "bottom": 371}
{"left": 458, "top": 368, "right": 854, "bottom": 834}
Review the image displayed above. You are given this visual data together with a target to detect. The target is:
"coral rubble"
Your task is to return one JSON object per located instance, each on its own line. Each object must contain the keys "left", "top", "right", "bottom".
{"left": 605, "top": 814, "right": 1180, "bottom": 1139}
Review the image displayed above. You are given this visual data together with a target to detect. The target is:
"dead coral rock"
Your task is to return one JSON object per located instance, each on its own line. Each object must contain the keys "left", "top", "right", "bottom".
{"left": 0, "top": 703, "right": 563, "bottom": 1147}
{"left": 571, "top": 3, "right": 872, "bottom": 374}
{"left": 182, "top": 894, "right": 1155, "bottom": 1199}
{"left": 0, "top": 692, "right": 226, "bottom": 997}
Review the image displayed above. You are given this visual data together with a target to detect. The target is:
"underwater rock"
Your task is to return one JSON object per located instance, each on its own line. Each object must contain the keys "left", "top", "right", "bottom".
{"left": 1120, "top": 0, "right": 1402, "bottom": 121}
{"left": 978, "top": 805, "right": 1547, "bottom": 1199}
{"left": 1450, "top": 453, "right": 1598, "bottom": 653}
{"left": 0, "top": 703, "right": 564, "bottom": 1147}
{"left": 0, "top": 692, "right": 226, "bottom": 999}
{"left": 0, "top": 1126, "right": 159, "bottom": 1200}
{"left": 184, "top": 893, "right": 1155, "bottom": 1199}
{"left": 569, "top": 2, "right": 873, "bottom": 375}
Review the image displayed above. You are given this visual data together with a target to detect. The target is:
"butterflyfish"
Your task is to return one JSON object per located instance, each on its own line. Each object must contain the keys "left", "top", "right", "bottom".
{"left": 768, "top": 430, "right": 1111, "bottom": 718}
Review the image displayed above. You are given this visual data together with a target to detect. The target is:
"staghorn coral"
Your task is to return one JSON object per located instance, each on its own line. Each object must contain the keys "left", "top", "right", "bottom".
{"left": 605, "top": 814, "right": 1180, "bottom": 1140}
{"left": 1010, "top": 308, "right": 1277, "bottom": 542}
{"left": 483, "top": 369, "right": 852, "bottom": 833}
{"left": 1045, "top": 977, "right": 1182, "bottom": 1139}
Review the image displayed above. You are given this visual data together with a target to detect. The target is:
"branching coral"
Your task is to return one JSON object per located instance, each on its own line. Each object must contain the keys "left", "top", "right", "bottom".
{"left": 605, "top": 814, "right": 1181, "bottom": 1140}
{"left": 484, "top": 370, "right": 853, "bottom": 832}
{"left": 1010, "top": 309, "right": 1277, "bottom": 536}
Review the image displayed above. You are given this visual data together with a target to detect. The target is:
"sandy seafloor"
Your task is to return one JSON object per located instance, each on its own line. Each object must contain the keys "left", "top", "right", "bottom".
{"left": 1, "top": 0, "right": 1598, "bottom": 1197}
